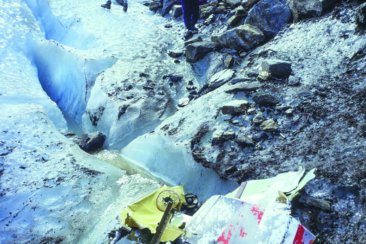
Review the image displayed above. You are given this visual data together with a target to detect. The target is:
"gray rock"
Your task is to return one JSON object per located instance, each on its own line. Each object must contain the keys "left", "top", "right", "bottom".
{"left": 288, "top": 0, "right": 338, "bottom": 21}
{"left": 258, "top": 59, "right": 292, "bottom": 79}
{"left": 224, "top": 55, "right": 235, "bottom": 68}
{"left": 288, "top": 75, "right": 302, "bottom": 86}
{"left": 208, "top": 69, "right": 235, "bottom": 90}
{"left": 185, "top": 41, "right": 215, "bottom": 62}
{"left": 235, "top": 133, "right": 255, "bottom": 147}
{"left": 298, "top": 194, "right": 332, "bottom": 212}
{"left": 178, "top": 97, "right": 190, "bottom": 107}
{"left": 221, "top": 99, "right": 249, "bottom": 115}
{"left": 242, "top": 0, "right": 260, "bottom": 9}
{"left": 200, "top": 4, "right": 216, "bottom": 19}
{"left": 168, "top": 50, "right": 183, "bottom": 58}
{"left": 204, "top": 14, "right": 215, "bottom": 25}
{"left": 253, "top": 93, "right": 279, "bottom": 106}
{"left": 212, "top": 130, "right": 236, "bottom": 145}
{"left": 356, "top": 3, "right": 366, "bottom": 26}
{"left": 228, "top": 14, "right": 245, "bottom": 27}
{"left": 225, "top": 81, "right": 263, "bottom": 93}
{"left": 260, "top": 119, "right": 278, "bottom": 131}
{"left": 212, "top": 24, "right": 265, "bottom": 51}
{"left": 149, "top": 0, "right": 162, "bottom": 11}
{"left": 225, "top": 0, "right": 242, "bottom": 7}
{"left": 244, "top": 0, "right": 292, "bottom": 38}
{"left": 184, "top": 36, "right": 203, "bottom": 46}
{"left": 171, "top": 4, "right": 182, "bottom": 18}
{"left": 252, "top": 131, "right": 268, "bottom": 141}
{"left": 252, "top": 111, "right": 265, "bottom": 124}
{"left": 78, "top": 132, "right": 106, "bottom": 152}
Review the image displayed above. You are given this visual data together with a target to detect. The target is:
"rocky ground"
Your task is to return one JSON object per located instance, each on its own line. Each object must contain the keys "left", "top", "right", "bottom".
{"left": 141, "top": 0, "right": 366, "bottom": 242}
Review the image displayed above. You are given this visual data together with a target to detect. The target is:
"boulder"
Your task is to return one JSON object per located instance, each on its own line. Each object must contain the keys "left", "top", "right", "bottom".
{"left": 212, "top": 24, "right": 265, "bottom": 51}
{"left": 221, "top": 100, "right": 249, "bottom": 115}
{"left": 244, "top": 0, "right": 292, "bottom": 38}
{"left": 253, "top": 93, "right": 279, "bottom": 106}
{"left": 78, "top": 132, "right": 106, "bottom": 152}
{"left": 171, "top": 4, "right": 183, "bottom": 18}
{"left": 356, "top": 3, "right": 366, "bottom": 26}
{"left": 288, "top": 0, "right": 338, "bottom": 21}
{"left": 258, "top": 59, "right": 292, "bottom": 79}
{"left": 185, "top": 41, "right": 215, "bottom": 62}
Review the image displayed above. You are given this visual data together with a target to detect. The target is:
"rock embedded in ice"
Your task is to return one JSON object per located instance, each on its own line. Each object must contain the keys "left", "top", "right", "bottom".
{"left": 78, "top": 132, "right": 106, "bottom": 152}
{"left": 221, "top": 99, "right": 249, "bottom": 115}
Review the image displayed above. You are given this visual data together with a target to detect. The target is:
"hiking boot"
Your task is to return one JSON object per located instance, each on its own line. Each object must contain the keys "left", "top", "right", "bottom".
{"left": 123, "top": 2, "right": 128, "bottom": 12}
{"left": 184, "top": 30, "right": 194, "bottom": 40}
{"left": 101, "top": 1, "right": 111, "bottom": 9}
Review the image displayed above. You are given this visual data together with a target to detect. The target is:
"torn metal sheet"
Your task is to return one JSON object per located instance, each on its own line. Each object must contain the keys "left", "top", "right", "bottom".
{"left": 119, "top": 186, "right": 186, "bottom": 242}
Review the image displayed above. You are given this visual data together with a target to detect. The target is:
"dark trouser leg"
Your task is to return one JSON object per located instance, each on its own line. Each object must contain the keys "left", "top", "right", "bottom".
{"left": 181, "top": 0, "right": 193, "bottom": 30}
{"left": 191, "top": 0, "right": 199, "bottom": 28}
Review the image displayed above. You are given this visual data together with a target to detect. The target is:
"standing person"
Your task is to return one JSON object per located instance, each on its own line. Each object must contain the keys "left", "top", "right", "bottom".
{"left": 181, "top": 0, "right": 200, "bottom": 39}
{"left": 101, "top": 0, "right": 128, "bottom": 12}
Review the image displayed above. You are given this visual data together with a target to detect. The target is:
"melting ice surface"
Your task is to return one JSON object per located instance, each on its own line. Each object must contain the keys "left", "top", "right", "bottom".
{"left": 0, "top": 0, "right": 237, "bottom": 207}
{"left": 0, "top": 3, "right": 238, "bottom": 242}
